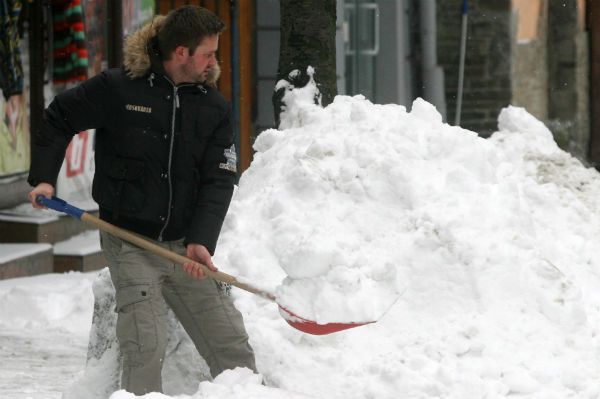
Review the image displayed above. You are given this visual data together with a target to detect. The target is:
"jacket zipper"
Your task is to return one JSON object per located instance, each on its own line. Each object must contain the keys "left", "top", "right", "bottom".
{"left": 158, "top": 78, "right": 206, "bottom": 241}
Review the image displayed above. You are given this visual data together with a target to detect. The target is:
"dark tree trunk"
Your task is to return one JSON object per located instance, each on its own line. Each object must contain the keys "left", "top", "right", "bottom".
{"left": 273, "top": 0, "right": 337, "bottom": 127}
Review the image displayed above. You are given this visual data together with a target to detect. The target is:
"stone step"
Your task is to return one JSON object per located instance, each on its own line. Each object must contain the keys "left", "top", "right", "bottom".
{"left": 0, "top": 231, "right": 106, "bottom": 280}
{"left": 0, "top": 211, "right": 97, "bottom": 244}
{"left": 0, "top": 244, "right": 54, "bottom": 280}
{"left": 0, "top": 201, "right": 106, "bottom": 279}
{"left": 0, "top": 200, "right": 99, "bottom": 245}
{"left": 53, "top": 230, "right": 106, "bottom": 273}
{"left": 53, "top": 252, "right": 107, "bottom": 273}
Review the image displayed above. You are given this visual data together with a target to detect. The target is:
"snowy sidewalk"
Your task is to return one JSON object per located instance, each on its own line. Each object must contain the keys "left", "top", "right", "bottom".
{"left": 0, "top": 328, "right": 87, "bottom": 399}
{"left": 0, "top": 271, "right": 96, "bottom": 399}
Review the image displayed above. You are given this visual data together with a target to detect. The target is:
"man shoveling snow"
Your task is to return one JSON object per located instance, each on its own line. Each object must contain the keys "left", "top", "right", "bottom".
{"left": 27, "top": 6, "right": 257, "bottom": 395}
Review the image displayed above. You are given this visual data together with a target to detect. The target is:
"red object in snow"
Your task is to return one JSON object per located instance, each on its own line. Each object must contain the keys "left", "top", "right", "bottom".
{"left": 278, "top": 306, "right": 373, "bottom": 335}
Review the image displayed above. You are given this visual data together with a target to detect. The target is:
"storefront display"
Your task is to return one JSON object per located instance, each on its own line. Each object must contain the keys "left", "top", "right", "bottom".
{"left": 0, "top": 0, "right": 28, "bottom": 177}
{"left": 122, "top": 0, "right": 155, "bottom": 38}
{"left": 52, "top": 0, "right": 88, "bottom": 88}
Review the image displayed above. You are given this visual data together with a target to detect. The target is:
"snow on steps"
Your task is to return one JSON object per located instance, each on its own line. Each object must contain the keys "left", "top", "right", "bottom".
{"left": 0, "top": 202, "right": 97, "bottom": 244}
{"left": 0, "top": 201, "right": 106, "bottom": 279}
{"left": 53, "top": 230, "right": 106, "bottom": 273}
{"left": 0, "top": 244, "right": 53, "bottom": 279}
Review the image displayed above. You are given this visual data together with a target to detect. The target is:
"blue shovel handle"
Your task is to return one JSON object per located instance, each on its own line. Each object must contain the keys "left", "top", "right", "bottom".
{"left": 36, "top": 195, "right": 85, "bottom": 220}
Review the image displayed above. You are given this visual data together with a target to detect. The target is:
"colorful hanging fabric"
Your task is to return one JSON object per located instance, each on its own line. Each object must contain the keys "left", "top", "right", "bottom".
{"left": 0, "top": 0, "right": 24, "bottom": 100}
{"left": 52, "top": 0, "right": 88, "bottom": 87}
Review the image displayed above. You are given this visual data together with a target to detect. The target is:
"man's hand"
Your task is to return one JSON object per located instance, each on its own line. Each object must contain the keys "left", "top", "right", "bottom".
{"left": 28, "top": 183, "right": 55, "bottom": 209}
{"left": 183, "top": 243, "right": 218, "bottom": 279}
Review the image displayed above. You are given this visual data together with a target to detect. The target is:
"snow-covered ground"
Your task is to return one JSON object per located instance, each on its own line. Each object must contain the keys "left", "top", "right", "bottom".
{"left": 0, "top": 272, "right": 94, "bottom": 399}
{"left": 3, "top": 83, "right": 600, "bottom": 398}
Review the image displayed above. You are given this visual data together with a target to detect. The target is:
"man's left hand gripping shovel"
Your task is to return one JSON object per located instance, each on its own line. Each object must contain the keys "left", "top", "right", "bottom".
{"left": 37, "top": 196, "right": 373, "bottom": 335}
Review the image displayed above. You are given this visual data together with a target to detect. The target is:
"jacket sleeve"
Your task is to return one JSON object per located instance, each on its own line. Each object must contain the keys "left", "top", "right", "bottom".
{"left": 184, "top": 107, "right": 238, "bottom": 255}
{"left": 28, "top": 71, "right": 113, "bottom": 187}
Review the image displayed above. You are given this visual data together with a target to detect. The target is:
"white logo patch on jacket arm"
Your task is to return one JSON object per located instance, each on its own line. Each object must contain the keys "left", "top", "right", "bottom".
{"left": 219, "top": 144, "right": 237, "bottom": 173}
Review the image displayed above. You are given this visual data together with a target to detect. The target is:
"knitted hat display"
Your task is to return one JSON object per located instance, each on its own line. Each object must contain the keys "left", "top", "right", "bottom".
{"left": 52, "top": 0, "right": 88, "bottom": 86}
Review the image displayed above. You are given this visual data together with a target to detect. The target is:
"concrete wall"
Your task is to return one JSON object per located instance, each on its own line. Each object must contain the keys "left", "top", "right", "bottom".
{"left": 375, "top": 0, "right": 411, "bottom": 105}
{"left": 573, "top": 30, "right": 590, "bottom": 160}
{"left": 511, "top": 0, "right": 548, "bottom": 122}
{"left": 0, "top": 176, "right": 29, "bottom": 209}
{"left": 511, "top": 0, "right": 590, "bottom": 160}
{"left": 437, "top": 0, "right": 590, "bottom": 160}
{"left": 254, "top": 0, "right": 590, "bottom": 161}
{"left": 547, "top": 0, "right": 590, "bottom": 159}
{"left": 255, "top": 0, "right": 280, "bottom": 134}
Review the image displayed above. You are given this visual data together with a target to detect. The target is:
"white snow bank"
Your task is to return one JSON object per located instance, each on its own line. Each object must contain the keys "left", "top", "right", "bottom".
{"left": 223, "top": 93, "right": 501, "bottom": 324}
{"left": 108, "top": 368, "right": 310, "bottom": 399}
{"left": 212, "top": 91, "right": 600, "bottom": 398}
{"left": 0, "top": 272, "right": 95, "bottom": 335}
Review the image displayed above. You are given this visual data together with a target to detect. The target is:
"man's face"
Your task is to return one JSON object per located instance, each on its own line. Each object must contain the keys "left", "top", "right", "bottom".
{"left": 180, "top": 35, "right": 219, "bottom": 83}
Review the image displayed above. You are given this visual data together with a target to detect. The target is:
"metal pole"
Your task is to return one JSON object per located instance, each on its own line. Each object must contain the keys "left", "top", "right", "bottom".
{"left": 455, "top": 0, "right": 468, "bottom": 126}
{"left": 419, "top": 0, "right": 446, "bottom": 120}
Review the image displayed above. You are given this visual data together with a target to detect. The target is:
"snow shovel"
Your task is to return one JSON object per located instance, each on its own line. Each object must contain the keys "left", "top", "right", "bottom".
{"left": 37, "top": 196, "right": 372, "bottom": 335}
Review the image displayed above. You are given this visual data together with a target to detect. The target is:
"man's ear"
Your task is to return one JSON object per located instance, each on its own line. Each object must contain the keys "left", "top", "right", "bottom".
{"left": 173, "top": 45, "right": 189, "bottom": 60}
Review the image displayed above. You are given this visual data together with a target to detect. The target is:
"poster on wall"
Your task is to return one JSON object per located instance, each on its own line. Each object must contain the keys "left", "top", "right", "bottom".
{"left": 0, "top": 0, "right": 30, "bottom": 179}
{"left": 122, "top": 0, "right": 155, "bottom": 38}
{"left": 0, "top": 93, "right": 29, "bottom": 178}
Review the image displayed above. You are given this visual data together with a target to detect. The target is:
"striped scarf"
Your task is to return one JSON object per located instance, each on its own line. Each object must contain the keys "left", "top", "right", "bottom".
{"left": 52, "top": 0, "right": 88, "bottom": 86}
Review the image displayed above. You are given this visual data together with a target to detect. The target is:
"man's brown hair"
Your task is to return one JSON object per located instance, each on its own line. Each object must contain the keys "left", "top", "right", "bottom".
{"left": 157, "top": 5, "right": 225, "bottom": 59}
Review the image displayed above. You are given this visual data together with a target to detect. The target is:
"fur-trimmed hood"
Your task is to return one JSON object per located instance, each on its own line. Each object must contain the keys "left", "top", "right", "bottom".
{"left": 123, "top": 15, "right": 221, "bottom": 86}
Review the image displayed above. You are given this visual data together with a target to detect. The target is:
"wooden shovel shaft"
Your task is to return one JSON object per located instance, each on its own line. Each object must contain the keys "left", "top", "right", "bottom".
{"left": 81, "top": 212, "right": 276, "bottom": 302}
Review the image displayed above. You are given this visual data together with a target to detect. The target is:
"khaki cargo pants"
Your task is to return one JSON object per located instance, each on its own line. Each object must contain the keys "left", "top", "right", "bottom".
{"left": 100, "top": 231, "right": 257, "bottom": 395}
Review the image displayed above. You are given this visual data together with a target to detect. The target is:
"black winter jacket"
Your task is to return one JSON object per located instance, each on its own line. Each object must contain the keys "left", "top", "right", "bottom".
{"left": 28, "top": 51, "right": 237, "bottom": 255}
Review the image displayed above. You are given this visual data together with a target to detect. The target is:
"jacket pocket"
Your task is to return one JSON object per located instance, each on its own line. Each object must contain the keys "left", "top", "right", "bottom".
{"left": 93, "top": 157, "right": 147, "bottom": 215}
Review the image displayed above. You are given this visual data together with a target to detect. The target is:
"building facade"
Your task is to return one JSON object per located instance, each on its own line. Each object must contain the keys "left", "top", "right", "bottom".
{"left": 0, "top": 0, "right": 597, "bottom": 209}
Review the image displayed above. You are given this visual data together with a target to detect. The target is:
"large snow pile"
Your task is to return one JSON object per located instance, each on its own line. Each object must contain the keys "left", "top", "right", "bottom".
{"left": 213, "top": 85, "right": 600, "bottom": 398}
{"left": 5, "top": 82, "right": 600, "bottom": 398}
{"left": 105, "top": 88, "right": 600, "bottom": 397}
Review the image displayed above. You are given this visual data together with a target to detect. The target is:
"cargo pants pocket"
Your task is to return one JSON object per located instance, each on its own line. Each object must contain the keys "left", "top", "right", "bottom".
{"left": 115, "top": 283, "right": 166, "bottom": 355}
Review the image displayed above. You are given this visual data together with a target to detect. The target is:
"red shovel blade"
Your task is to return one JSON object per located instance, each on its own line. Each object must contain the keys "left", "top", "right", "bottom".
{"left": 278, "top": 305, "right": 374, "bottom": 335}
